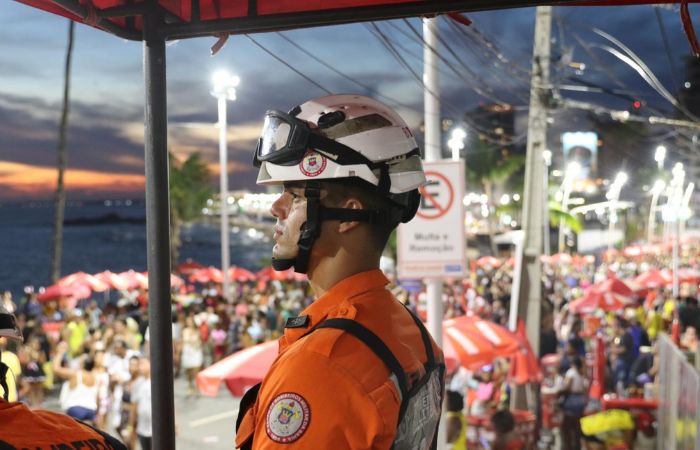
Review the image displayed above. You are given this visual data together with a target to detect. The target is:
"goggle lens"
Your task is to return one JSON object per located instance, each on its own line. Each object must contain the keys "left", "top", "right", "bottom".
{"left": 258, "top": 114, "right": 293, "bottom": 160}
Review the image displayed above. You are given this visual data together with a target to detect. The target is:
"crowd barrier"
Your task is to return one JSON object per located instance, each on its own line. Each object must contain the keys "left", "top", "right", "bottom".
{"left": 657, "top": 333, "right": 700, "bottom": 450}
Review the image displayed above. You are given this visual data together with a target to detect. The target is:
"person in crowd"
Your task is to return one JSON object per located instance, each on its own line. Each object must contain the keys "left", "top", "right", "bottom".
{"left": 680, "top": 325, "right": 699, "bottom": 352}
{"left": 0, "top": 336, "right": 21, "bottom": 403}
{"left": 129, "top": 357, "right": 152, "bottom": 450}
{"left": 489, "top": 409, "right": 524, "bottom": 450}
{"left": 560, "top": 356, "right": 588, "bottom": 450}
{"left": 181, "top": 314, "right": 203, "bottom": 396}
{"left": 446, "top": 390, "right": 467, "bottom": 450}
{"left": 235, "top": 94, "right": 444, "bottom": 449}
{"left": 611, "top": 316, "right": 635, "bottom": 389}
{"left": 20, "top": 335, "right": 46, "bottom": 407}
{"left": 52, "top": 340, "right": 100, "bottom": 423}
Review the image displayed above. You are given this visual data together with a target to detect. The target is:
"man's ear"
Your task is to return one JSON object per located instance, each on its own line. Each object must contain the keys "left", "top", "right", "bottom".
{"left": 338, "top": 198, "right": 363, "bottom": 233}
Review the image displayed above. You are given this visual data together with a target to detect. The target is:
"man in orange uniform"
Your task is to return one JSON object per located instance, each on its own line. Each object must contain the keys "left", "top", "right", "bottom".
{"left": 0, "top": 306, "right": 127, "bottom": 449}
{"left": 236, "top": 94, "right": 445, "bottom": 449}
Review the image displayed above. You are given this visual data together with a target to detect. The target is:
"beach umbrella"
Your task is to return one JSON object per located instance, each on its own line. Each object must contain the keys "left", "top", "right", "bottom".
{"left": 590, "top": 276, "right": 635, "bottom": 298}
{"left": 633, "top": 269, "right": 672, "bottom": 290}
{"left": 569, "top": 290, "right": 631, "bottom": 315}
{"left": 508, "top": 320, "right": 542, "bottom": 385}
{"left": 57, "top": 271, "right": 109, "bottom": 292}
{"left": 255, "top": 266, "right": 306, "bottom": 282}
{"left": 228, "top": 266, "right": 256, "bottom": 282}
{"left": 37, "top": 283, "right": 91, "bottom": 303}
{"left": 550, "top": 253, "right": 573, "bottom": 265}
{"left": 94, "top": 270, "right": 130, "bottom": 291}
{"left": 678, "top": 268, "right": 700, "bottom": 284}
{"left": 188, "top": 266, "right": 224, "bottom": 284}
{"left": 474, "top": 256, "right": 501, "bottom": 269}
{"left": 196, "top": 340, "right": 278, "bottom": 397}
{"left": 174, "top": 259, "right": 206, "bottom": 275}
{"left": 119, "top": 270, "right": 149, "bottom": 290}
{"left": 443, "top": 315, "right": 519, "bottom": 368}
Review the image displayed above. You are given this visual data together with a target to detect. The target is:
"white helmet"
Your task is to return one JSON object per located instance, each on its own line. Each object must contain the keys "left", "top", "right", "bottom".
{"left": 254, "top": 94, "right": 425, "bottom": 196}
{"left": 253, "top": 94, "right": 425, "bottom": 273}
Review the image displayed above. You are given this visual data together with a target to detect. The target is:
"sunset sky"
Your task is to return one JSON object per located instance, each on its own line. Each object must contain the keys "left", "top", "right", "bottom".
{"left": 1, "top": 2, "right": 697, "bottom": 200}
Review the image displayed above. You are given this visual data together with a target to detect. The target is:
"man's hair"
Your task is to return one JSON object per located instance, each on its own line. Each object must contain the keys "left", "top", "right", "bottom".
{"left": 446, "top": 390, "right": 464, "bottom": 412}
{"left": 490, "top": 409, "right": 516, "bottom": 434}
{"left": 322, "top": 178, "right": 397, "bottom": 250}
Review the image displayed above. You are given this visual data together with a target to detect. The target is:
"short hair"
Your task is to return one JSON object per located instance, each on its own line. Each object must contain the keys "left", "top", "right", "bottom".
{"left": 490, "top": 409, "right": 516, "bottom": 434}
{"left": 321, "top": 178, "right": 397, "bottom": 250}
{"left": 446, "top": 390, "right": 464, "bottom": 412}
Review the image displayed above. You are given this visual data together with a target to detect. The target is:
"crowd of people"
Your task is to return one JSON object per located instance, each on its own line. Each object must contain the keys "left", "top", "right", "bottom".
{"left": 2, "top": 243, "right": 699, "bottom": 449}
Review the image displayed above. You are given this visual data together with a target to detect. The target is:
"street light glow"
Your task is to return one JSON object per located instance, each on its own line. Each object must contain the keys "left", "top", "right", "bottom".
{"left": 615, "top": 172, "right": 628, "bottom": 185}
{"left": 655, "top": 145, "right": 666, "bottom": 163}
{"left": 211, "top": 70, "right": 240, "bottom": 100}
{"left": 652, "top": 179, "right": 666, "bottom": 195}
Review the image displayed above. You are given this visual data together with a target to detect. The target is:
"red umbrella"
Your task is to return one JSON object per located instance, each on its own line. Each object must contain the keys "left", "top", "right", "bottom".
{"left": 255, "top": 266, "right": 304, "bottom": 282}
{"left": 119, "top": 270, "right": 149, "bottom": 290}
{"left": 633, "top": 269, "right": 671, "bottom": 290}
{"left": 508, "top": 320, "right": 542, "bottom": 385}
{"left": 188, "top": 267, "right": 224, "bottom": 284}
{"left": 443, "top": 315, "right": 519, "bottom": 370}
{"left": 196, "top": 340, "right": 278, "bottom": 397}
{"left": 569, "top": 290, "right": 631, "bottom": 315}
{"left": 228, "top": 266, "right": 256, "bottom": 282}
{"left": 57, "top": 271, "right": 109, "bottom": 292}
{"left": 590, "top": 276, "right": 635, "bottom": 298}
{"left": 550, "top": 253, "right": 573, "bottom": 265}
{"left": 37, "top": 283, "right": 91, "bottom": 303}
{"left": 94, "top": 270, "right": 130, "bottom": 291}
{"left": 678, "top": 268, "right": 700, "bottom": 284}
{"left": 175, "top": 259, "right": 206, "bottom": 275}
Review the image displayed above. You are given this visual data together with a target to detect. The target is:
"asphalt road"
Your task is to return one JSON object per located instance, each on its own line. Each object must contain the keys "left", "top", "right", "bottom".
{"left": 44, "top": 377, "right": 241, "bottom": 450}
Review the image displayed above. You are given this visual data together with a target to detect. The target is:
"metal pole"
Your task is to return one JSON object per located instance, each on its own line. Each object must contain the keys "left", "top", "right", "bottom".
{"left": 543, "top": 153, "right": 551, "bottom": 256}
{"left": 513, "top": 5, "right": 550, "bottom": 410}
{"left": 423, "top": 16, "right": 443, "bottom": 347}
{"left": 218, "top": 97, "right": 231, "bottom": 301}
{"left": 143, "top": 9, "right": 176, "bottom": 450}
{"left": 558, "top": 182, "right": 572, "bottom": 253}
{"left": 423, "top": 16, "right": 445, "bottom": 450}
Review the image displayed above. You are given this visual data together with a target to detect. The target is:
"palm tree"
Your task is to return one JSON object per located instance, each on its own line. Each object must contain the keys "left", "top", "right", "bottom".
{"left": 169, "top": 153, "right": 213, "bottom": 266}
{"left": 465, "top": 138, "right": 526, "bottom": 254}
{"left": 50, "top": 20, "right": 74, "bottom": 283}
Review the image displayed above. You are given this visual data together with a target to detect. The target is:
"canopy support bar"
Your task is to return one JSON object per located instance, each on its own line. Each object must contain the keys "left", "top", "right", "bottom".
{"left": 143, "top": 5, "right": 176, "bottom": 450}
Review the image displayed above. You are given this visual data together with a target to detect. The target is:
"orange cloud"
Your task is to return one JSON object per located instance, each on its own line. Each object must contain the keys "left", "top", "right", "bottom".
{"left": 0, "top": 161, "right": 144, "bottom": 198}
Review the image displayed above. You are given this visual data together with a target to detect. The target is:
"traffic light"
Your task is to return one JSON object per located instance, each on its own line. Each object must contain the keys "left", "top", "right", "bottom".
{"left": 632, "top": 100, "right": 642, "bottom": 110}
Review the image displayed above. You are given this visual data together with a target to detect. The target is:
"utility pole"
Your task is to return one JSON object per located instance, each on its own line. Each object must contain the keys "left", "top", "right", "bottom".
{"left": 512, "top": 5, "right": 551, "bottom": 409}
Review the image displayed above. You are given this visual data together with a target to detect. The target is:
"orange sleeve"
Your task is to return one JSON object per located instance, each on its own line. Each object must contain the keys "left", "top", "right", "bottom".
{"left": 252, "top": 349, "right": 396, "bottom": 450}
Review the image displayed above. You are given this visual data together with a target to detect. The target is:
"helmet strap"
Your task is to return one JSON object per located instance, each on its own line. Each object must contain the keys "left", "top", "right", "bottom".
{"left": 0, "top": 352, "right": 8, "bottom": 401}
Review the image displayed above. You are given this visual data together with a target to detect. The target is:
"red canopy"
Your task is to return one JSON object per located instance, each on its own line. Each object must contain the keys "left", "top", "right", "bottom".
{"left": 16, "top": 0, "right": 695, "bottom": 42}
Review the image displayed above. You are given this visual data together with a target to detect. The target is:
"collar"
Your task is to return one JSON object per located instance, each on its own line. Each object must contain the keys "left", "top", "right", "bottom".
{"left": 280, "top": 269, "right": 389, "bottom": 350}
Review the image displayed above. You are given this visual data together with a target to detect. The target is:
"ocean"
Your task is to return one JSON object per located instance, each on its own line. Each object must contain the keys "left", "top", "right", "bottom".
{"left": 0, "top": 199, "right": 270, "bottom": 298}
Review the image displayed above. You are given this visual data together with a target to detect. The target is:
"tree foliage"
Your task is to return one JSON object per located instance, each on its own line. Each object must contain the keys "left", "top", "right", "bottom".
{"left": 169, "top": 153, "right": 213, "bottom": 266}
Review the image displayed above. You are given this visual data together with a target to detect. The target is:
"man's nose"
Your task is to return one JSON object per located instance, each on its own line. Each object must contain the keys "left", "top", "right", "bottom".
{"left": 270, "top": 193, "right": 290, "bottom": 219}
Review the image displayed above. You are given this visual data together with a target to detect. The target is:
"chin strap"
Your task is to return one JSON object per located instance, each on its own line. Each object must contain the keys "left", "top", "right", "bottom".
{"left": 0, "top": 352, "right": 9, "bottom": 401}
{"left": 272, "top": 181, "right": 406, "bottom": 275}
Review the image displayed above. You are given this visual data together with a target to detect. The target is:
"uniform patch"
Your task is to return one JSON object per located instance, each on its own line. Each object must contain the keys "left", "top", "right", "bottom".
{"left": 299, "top": 152, "right": 327, "bottom": 177}
{"left": 266, "top": 392, "right": 310, "bottom": 443}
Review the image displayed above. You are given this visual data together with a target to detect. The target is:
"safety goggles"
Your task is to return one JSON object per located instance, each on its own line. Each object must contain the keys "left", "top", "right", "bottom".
{"left": 253, "top": 110, "right": 372, "bottom": 168}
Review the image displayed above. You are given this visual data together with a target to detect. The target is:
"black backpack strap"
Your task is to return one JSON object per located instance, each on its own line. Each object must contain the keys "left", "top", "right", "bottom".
{"left": 401, "top": 303, "right": 436, "bottom": 367}
{"left": 313, "top": 318, "right": 409, "bottom": 410}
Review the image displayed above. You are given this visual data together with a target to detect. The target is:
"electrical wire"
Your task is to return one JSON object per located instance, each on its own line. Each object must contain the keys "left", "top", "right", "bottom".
{"left": 244, "top": 34, "right": 333, "bottom": 95}
{"left": 273, "top": 31, "right": 418, "bottom": 112}
{"left": 654, "top": 6, "right": 680, "bottom": 94}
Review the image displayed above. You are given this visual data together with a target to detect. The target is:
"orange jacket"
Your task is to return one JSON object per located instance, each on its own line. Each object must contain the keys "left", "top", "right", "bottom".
{"left": 236, "top": 270, "right": 444, "bottom": 449}
{"left": 0, "top": 399, "right": 127, "bottom": 449}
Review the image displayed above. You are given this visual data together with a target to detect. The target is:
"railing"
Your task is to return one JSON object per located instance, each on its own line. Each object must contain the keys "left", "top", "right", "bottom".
{"left": 657, "top": 333, "right": 700, "bottom": 450}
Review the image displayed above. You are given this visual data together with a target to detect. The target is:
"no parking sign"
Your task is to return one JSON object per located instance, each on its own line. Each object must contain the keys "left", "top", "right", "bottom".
{"left": 397, "top": 160, "right": 466, "bottom": 279}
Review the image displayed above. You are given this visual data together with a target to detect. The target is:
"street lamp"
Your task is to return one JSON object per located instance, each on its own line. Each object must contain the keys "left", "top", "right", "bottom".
{"left": 211, "top": 70, "right": 240, "bottom": 301}
{"left": 655, "top": 145, "right": 667, "bottom": 170}
{"left": 647, "top": 179, "right": 665, "bottom": 244}
{"left": 558, "top": 161, "right": 580, "bottom": 252}
{"left": 448, "top": 127, "right": 466, "bottom": 161}
{"left": 606, "top": 171, "right": 627, "bottom": 253}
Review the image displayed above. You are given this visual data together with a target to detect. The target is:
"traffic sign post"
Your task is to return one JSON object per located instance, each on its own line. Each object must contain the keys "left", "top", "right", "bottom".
{"left": 397, "top": 160, "right": 467, "bottom": 279}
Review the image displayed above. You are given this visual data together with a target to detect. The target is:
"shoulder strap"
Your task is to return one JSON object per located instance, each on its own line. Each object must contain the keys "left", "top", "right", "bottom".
{"left": 312, "top": 318, "right": 409, "bottom": 402}
{"left": 401, "top": 304, "right": 436, "bottom": 367}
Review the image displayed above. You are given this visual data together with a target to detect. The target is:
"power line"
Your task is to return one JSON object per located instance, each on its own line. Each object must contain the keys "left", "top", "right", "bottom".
{"left": 244, "top": 34, "right": 333, "bottom": 95}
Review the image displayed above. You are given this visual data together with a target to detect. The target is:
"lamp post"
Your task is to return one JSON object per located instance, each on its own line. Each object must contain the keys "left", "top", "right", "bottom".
{"left": 448, "top": 127, "right": 466, "bottom": 161}
{"left": 606, "top": 171, "right": 627, "bottom": 253}
{"left": 647, "top": 179, "right": 666, "bottom": 244}
{"left": 655, "top": 145, "right": 667, "bottom": 170}
{"left": 558, "top": 161, "right": 580, "bottom": 253}
{"left": 669, "top": 163, "right": 685, "bottom": 298}
{"left": 211, "top": 70, "right": 240, "bottom": 301}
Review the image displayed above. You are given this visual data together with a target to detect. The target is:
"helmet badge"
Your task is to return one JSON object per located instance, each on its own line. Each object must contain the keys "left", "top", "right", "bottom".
{"left": 299, "top": 151, "right": 327, "bottom": 177}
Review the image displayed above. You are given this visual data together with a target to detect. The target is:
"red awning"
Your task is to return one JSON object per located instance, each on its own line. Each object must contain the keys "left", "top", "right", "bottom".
{"left": 15, "top": 0, "right": 698, "bottom": 41}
